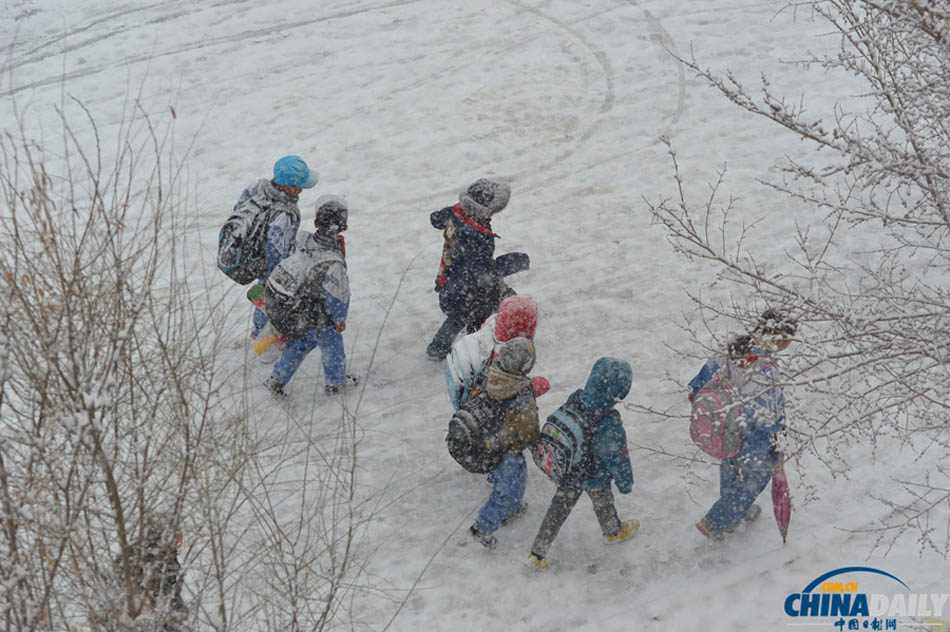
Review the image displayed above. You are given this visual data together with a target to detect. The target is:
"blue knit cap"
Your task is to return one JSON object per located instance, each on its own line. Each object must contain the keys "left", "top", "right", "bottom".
{"left": 273, "top": 155, "right": 319, "bottom": 189}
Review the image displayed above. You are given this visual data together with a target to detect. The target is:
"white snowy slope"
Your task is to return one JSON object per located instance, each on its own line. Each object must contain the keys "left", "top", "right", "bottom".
{"left": 2, "top": 1, "right": 947, "bottom": 631}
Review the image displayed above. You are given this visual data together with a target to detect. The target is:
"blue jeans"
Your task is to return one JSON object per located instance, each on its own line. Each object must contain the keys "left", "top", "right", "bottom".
{"left": 703, "top": 446, "right": 774, "bottom": 535}
{"left": 271, "top": 325, "right": 346, "bottom": 387}
{"left": 476, "top": 453, "right": 527, "bottom": 533}
{"left": 252, "top": 306, "right": 268, "bottom": 337}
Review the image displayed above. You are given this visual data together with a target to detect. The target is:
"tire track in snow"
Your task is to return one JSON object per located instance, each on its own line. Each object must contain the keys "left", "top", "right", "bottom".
{"left": 512, "top": 0, "right": 689, "bottom": 196}
{"left": 491, "top": 0, "right": 688, "bottom": 198}
{"left": 393, "top": 0, "right": 689, "bottom": 208}
{"left": 310, "top": 2, "right": 623, "bottom": 150}
{"left": 0, "top": 0, "right": 425, "bottom": 99}
{"left": 4, "top": 1, "right": 173, "bottom": 71}
{"left": 506, "top": 0, "right": 617, "bottom": 174}
{"left": 628, "top": 0, "right": 688, "bottom": 134}
{"left": 385, "top": 0, "right": 624, "bottom": 212}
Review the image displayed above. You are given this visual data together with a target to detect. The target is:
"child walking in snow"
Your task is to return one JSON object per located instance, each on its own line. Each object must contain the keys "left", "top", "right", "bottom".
{"left": 263, "top": 195, "right": 358, "bottom": 396}
{"left": 238, "top": 155, "right": 319, "bottom": 360}
{"left": 688, "top": 309, "right": 796, "bottom": 540}
{"left": 426, "top": 178, "right": 529, "bottom": 360}
{"left": 445, "top": 295, "right": 549, "bottom": 409}
{"left": 527, "top": 357, "right": 639, "bottom": 570}
{"left": 468, "top": 337, "right": 541, "bottom": 550}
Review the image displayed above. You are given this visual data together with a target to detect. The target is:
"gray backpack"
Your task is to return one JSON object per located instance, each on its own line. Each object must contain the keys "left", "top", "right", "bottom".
{"left": 217, "top": 197, "right": 272, "bottom": 285}
{"left": 263, "top": 248, "right": 342, "bottom": 338}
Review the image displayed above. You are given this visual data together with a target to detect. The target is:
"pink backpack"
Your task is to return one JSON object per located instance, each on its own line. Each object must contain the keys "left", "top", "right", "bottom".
{"left": 689, "top": 363, "right": 744, "bottom": 459}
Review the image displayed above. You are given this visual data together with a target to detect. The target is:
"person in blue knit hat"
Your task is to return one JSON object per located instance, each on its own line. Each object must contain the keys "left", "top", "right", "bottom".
{"left": 236, "top": 155, "right": 319, "bottom": 360}
{"left": 527, "top": 357, "right": 640, "bottom": 569}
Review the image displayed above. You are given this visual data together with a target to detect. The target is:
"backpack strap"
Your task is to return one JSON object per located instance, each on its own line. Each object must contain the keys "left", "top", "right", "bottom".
{"left": 575, "top": 407, "right": 598, "bottom": 474}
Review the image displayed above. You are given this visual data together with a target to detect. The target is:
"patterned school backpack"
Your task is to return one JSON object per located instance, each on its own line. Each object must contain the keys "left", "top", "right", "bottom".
{"left": 533, "top": 394, "right": 592, "bottom": 485}
{"left": 689, "top": 363, "right": 744, "bottom": 459}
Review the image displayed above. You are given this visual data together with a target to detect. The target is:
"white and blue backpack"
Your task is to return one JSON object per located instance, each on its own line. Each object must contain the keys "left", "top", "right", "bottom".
{"left": 445, "top": 323, "right": 496, "bottom": 409}
{"left": 217, "top": 196, "right": 272, "bottom": 285}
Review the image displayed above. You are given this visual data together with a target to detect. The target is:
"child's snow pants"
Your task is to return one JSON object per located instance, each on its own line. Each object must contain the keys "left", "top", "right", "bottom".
{"left": 530, "top": 485, "right": 622, "bottom": 557}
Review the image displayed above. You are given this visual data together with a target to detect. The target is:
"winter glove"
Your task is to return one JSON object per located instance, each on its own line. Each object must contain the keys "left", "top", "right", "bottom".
{"left": 531, "top": 376, "right": 550, "bottom": 398}
{"left": 495, "top": 252, "right": 530, "bottom": 276}
{"left": 430, "top": 207, "right": 452, "bottom": 230}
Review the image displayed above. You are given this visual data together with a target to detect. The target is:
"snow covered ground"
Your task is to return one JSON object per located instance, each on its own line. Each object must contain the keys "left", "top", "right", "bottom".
{"left": 3, "top": 1, "right": 947, "bottom": 630}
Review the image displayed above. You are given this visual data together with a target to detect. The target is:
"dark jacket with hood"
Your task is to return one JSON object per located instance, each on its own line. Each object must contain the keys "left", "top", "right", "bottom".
{"left": 431, "top": 202, "right": 501, "bottom": 321}
{"left": 569, "top": 357, "right": 635, "bottom": 493}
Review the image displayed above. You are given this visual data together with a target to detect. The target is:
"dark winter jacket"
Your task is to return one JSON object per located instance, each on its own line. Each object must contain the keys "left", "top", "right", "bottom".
{"left": 431, "top": 204, "right": 502, "bottom": 321}
{"left": 483, "top": 365, "right": 540, "bottom": 454}
{"left": 574, "top": 357, "right": 635, "bottom": 493}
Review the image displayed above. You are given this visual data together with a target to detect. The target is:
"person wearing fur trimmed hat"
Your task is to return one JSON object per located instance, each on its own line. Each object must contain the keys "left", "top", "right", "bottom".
{"left": 469, "top": 337, "right": 541, "bottom": 550}
{"left": 426, "top": 179, "right": 530, "bottom": 360}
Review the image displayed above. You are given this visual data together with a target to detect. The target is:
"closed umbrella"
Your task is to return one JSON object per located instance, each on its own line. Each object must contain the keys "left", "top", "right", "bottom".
{"left": 772, "top": 456, "right": 791, "bottom": 543}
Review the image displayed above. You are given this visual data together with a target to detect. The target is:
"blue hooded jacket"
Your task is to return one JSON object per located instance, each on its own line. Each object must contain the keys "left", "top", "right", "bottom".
{"left": 570, "top": 357, "right": 635, "bottom": 493}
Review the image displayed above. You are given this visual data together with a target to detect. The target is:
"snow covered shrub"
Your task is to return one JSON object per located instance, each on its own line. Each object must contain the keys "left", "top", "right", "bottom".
{"left": 648, "top": 1, "right": 950, "bottom": 556}
{"left": 0, "top": 100, "right": 231, "bottom": 630}
{"left": 0, "top": 97, "right": 380, "bottom": 631}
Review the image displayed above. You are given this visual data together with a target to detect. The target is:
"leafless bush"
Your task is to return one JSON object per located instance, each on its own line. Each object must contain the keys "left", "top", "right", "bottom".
{"left": 0, "top": 93, "right": 229, "bottom": 630}
{"left": 645, "top": 0, "right": 950, "bottom": 555}
{"left": 0, "top": 93, "right": 383, "bottom": 630}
